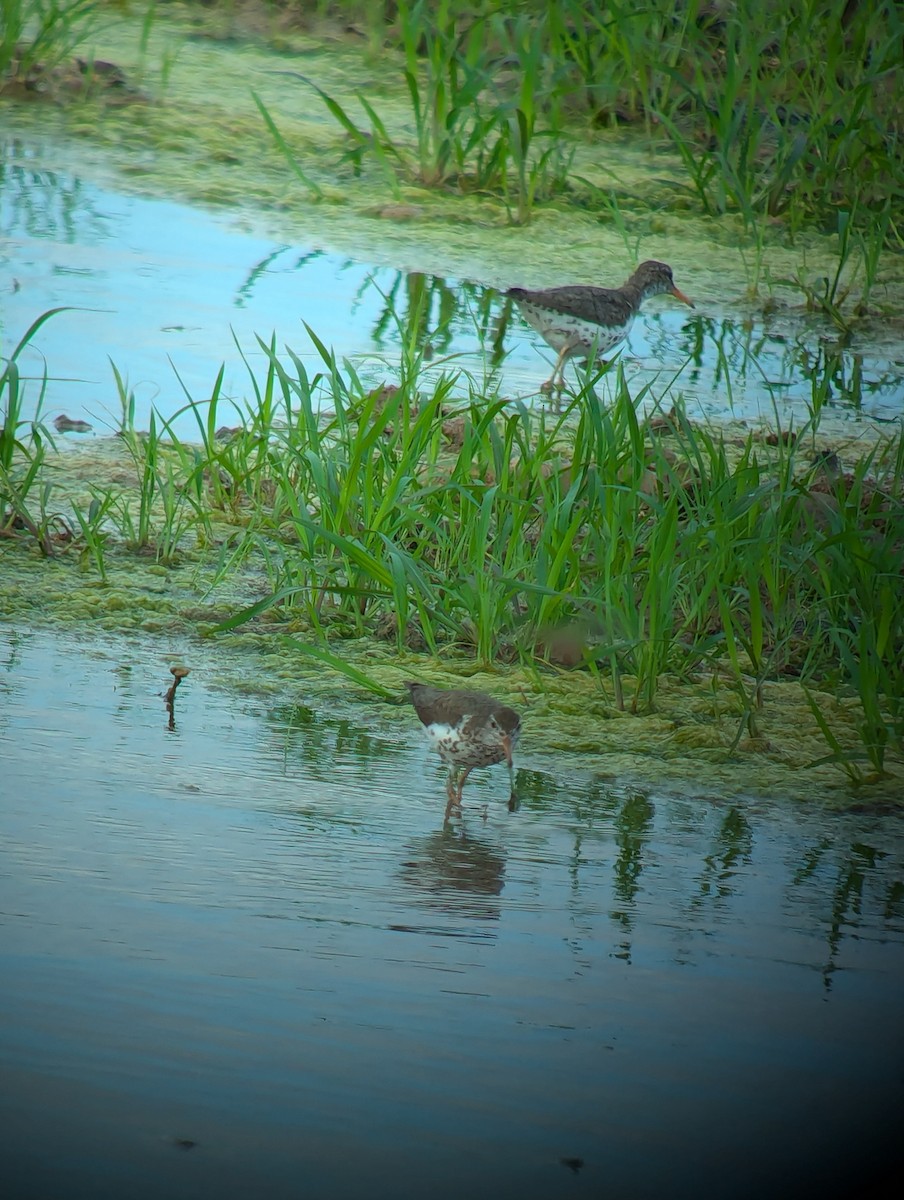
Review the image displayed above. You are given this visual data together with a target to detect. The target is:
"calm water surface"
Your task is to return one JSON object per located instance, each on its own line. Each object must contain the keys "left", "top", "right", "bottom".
{"left": 0, "top": 627, "right": 902, "bottom": 1199}
{"left": 3, "top": 136, "right": 903, "bottom": 440}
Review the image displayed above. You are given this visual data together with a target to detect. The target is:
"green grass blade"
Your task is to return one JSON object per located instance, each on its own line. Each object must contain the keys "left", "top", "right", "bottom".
{"left": 280, "top": 636, "right": 397, "bottom": 699}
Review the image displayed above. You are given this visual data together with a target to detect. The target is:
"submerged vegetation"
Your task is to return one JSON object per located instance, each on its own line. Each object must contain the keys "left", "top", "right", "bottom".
{"left": 2, "top": 310, "right": 903, "bottom": 791}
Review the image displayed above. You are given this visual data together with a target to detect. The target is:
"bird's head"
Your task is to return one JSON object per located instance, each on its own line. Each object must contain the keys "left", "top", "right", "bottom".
{"left": 633, "top": 260, "right": 694, "bottom": 308}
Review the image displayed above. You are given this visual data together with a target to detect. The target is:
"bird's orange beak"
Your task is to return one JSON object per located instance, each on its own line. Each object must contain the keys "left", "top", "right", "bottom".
{"left": 671, "top": 286, "right": 695, "bottom": 308}
{"left": 501, "top": 734, "right": 513, "bottom": 769}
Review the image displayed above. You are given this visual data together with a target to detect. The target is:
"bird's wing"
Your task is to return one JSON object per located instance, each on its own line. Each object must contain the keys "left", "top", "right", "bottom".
{"left": 517, "top": 285, "right": 635, "bottom": 326}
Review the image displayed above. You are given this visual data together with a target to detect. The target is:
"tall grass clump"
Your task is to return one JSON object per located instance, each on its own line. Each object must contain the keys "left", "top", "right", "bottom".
{"left": 263, "top": 0, "right": 503, "bottom": 195}
{"left": 799, "top": 445, "right": 904, "bottom": 780}
{"left": 260, "top": 1, "right": 901, "bottom": 256}
{"left": 0, "top": 0, "right": 97, "bottom": 88}
{"left": 545, "top": 0, "right": 902, "bottom": 249}
{"left": 645, "top": 0, "right": 902, "bottom": 272}
{"left": 0, "top": 309, "right": 66, "bottom": 554}
{"left": 173, "top": 340, "right": 901, "bottom": 782}
{"left": 258, "top": 0, "right": 573, "bottom": 221}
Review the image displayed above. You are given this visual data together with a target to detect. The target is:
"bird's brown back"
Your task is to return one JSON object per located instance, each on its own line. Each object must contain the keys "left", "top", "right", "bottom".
{"left": 507, "top": 283, "right": 637, "bottom": 327}
{"left": 406, "top": 681, "right": 520, "bottom": 733}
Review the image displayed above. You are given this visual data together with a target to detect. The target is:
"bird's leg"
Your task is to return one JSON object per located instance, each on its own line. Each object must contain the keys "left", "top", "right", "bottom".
{"left": 443, "top": 795, "right": 458, "bottom": 824}
{"left": 456, "top": 766, "right": 474, "bottom": 804}
{"left": 542, "top": 337, "right": 585, "bottom": 397}
{"left": 541, "top": 346, "right": 569, "bottom": 396}
{"left": 446, "top": 768, "right": 459, "bottom": 803}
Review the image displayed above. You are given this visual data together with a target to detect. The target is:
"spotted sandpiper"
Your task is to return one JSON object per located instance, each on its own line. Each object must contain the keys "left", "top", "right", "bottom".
{"left": 507, "top": 260, "right": 694, "bottom": 393}
{"left": 405, "top": 681, "right": 521, "bottom": 810}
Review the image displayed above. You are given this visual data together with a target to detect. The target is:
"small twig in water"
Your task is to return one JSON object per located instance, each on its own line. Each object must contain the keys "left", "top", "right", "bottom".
{"left": 164, "top": 666, "right": 190, "bottom": 730}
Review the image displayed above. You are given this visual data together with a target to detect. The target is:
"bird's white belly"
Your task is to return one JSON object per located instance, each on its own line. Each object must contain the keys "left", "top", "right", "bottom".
{"left": 520, "top": 304, "right": 633, "bottom": 356}
{"left": 423, "top": 720, "right": 510, "bottom": 768}
{"left": 424, "top": 721, "right": 456, "bottom": 752}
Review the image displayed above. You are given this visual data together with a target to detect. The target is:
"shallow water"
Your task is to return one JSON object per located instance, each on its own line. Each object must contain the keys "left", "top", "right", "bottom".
{"left": 1, "top": 626, "right": 902, "bottom": 1199}
{"left": 3, "top": 136, "right": 902, "bottom": 442}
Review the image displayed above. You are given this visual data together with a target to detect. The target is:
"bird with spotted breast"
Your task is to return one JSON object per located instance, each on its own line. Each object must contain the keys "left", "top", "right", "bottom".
{"left": 507, "top": 259, "right": 694, "bottom": 394}
{"left": 405, "top": 681, "right": 521, "bottom": 812}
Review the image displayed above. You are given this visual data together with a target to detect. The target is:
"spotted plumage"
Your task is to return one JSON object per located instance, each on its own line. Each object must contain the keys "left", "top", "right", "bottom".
{"left": 405, "top": 681, "right": 521, "bottom": 810}
{"left": 507, "top": 259, "right": 694, "bottom": 393}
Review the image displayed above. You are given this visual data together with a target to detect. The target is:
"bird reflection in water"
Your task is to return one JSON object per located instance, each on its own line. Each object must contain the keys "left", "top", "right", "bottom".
{"left": 395, "top": 826, "right": 507, "bottom": 929}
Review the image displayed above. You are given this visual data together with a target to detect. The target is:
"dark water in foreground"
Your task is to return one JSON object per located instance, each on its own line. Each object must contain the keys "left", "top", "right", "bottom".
{"left": 0, "top": 627, "right": 902, "bottom": 1200}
